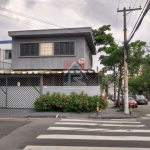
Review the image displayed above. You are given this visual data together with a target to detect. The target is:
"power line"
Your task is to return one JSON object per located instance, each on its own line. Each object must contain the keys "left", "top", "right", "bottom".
{"left": 117, "top": 0, "right": 134, "bottom": 44}
{"left": 129, "top": 0, "right": 144, "bottom": 34}
{"left": 113, "top": 0, "right": 121, "bottom": 36}
{"left": 0, "top": 6, "right": 64, "bottom": 28}
{"left": 128, "top": 1, "right": 150, "bottom": 43}
{"left": 0, "top": 6, "right": 86, "bottom": 35}
{"left": 128, "top": 0, "right": 149, "bottom": 42}
{"left": 0, "top": 13, "right": 48, "bottom": 29}
{"left": 127, "top": 0, "right": 137, "bottom": 25}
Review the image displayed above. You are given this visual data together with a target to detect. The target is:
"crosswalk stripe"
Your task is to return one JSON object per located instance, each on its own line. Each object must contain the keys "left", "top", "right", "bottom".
{"left": 61, "top": 119, "right": 141, "bottom": 124}
{"left": 37, "top": 134, "right": 150, "bottom": 141}
{"left": 145, "top": 114, "right": 150, "bottom": 117}
{"left": 23, "top": 146, "right": 150, "bottom": 150}
{"left": 99, "top": 124, "right": 145, "bottom": 127}
{"left": 55, "top": 122, "right": 96, "bottom": 126}
{"left": 48, "top": 127, "right": 150, "bottom": 133}
{"left": 111, "top": 119, "right": 136, "bottom": 121}
{"left": 141, "top": 117, "right": 150, "bottom": 119}
{"left": 55, "top": 122, "right": 145, "bottom": 127}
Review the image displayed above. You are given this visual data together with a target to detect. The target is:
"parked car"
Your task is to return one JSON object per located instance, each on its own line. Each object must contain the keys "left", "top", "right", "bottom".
{"left": 135, "top": 95, "right": 148, "bottom": 105}
{"left": 128, "top": 97, "right": 138, "bottom": 108}
{"left": 121, "top": 97, "right": 138, "bottom": 108}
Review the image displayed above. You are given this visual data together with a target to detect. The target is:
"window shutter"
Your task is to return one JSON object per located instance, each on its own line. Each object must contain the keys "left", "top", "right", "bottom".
{"left": 25, "top": 44, "right": 30, "bottom": 56}
{"left": 64, "top": 42, "right": 69, "bottom": 54}
{"left": 69, "top": 42, "right": 74, "bottom": 55}
{"left": 60, "top": 43, "right": 64, "bottom": 54}
{"left": 20, "top": 44, "right": 25, "bottom": 56}
{"left": 30, "top": 43, "right": 34, "bottom": 55}
{"left": 54, "top": 42, "right": 60, "bottom": 55}
{"left": 34, "top": 43, "right": 39, "bottom": 56}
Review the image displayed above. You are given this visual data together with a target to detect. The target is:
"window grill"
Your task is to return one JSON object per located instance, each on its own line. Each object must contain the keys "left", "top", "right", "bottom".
{"left": 43, "top": 73, "right": 99, "bottom": 86}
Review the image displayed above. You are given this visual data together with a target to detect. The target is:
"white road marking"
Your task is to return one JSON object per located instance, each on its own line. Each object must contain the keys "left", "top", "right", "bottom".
{"left": 111, "top": 119, "right": 136, "bottom": 121}
{"left": 23, "top": 146, "right": 150, "bottom": 150}
{"left": 55, "top": 122, "right": 96, "bottom": 126}
{"left": 99, "top": 124, "right": 145, "bottom": 127}
{"left": 37, "top": 134, "right": 150, "bottom": 141}
{"left": 145, "top": 114, "right": 150, "bottom": 117}
{"left": 55, "top": 122, "right": 145, "bottom": 127}
{"left": 48, "top": 127, "right": 150, "bottom": 133}
{"left": 61, "top": 119, "right": 141, "bottom": 124}
{"left": 141, "top": 117, "right": 150, "bottom": 119}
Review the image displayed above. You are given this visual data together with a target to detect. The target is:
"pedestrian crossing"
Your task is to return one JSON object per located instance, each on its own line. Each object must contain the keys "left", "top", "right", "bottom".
{"left": 141, "top": 114, "right": 150, "bottom": 119}
{"left": 23, "top": 118, "right": 150, "bottom": 150}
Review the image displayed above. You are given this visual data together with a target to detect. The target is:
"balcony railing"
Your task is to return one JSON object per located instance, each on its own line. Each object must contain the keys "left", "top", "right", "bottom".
{"left": 0, "top": 61, "right": 11, "bottom": 70}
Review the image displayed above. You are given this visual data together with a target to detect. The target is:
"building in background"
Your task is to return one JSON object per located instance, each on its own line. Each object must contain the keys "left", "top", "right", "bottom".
{"left": 0, "top": 40, "right": 12, "bottom": 70}
{"left": 0, "top": 27, "right": 101, "bottom": 109}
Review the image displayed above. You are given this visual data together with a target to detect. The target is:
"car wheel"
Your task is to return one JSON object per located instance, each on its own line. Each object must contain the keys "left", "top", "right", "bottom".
{"left": 146, "top": 102, "right": 148, "bottom": 105}
{"left": 135, "top": 106, "right": 138, "bottom": 108}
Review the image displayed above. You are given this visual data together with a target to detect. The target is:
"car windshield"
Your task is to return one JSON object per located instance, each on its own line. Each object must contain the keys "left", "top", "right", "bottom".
{"left": 136, "top": 95, "right": 145, "bottom": 99}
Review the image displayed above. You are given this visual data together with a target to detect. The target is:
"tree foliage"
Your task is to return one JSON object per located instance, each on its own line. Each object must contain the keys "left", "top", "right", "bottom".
{"left": 93, "top": 24, "right": 149, "bottom": 102}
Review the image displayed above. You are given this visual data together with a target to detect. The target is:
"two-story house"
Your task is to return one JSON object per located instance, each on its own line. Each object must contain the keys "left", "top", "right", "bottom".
{"left": 0, "top": 41, "right": 12, "bottom": 70}
{"left": 0, "top": 27, "right": 101, "bottom": 109}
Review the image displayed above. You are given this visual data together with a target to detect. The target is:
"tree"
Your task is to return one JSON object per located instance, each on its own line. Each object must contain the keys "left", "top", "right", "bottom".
{"left": 93, "top": 25, "right": 148, "bottom": 107}
{"left": 128, "top": 40, "right": 146, "bottom": 76}
{"left": 93, "top": 25, "right": 123, "bottom": 107}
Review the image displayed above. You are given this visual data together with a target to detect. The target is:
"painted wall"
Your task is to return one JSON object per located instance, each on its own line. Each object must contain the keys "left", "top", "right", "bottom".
{"left": 84, "top": 41, "right": 92, "bottom": 69}
{"left": 43, "top": 86, "right": 101, "bottom": 96}
{"left": 11, "top": 36, "right": 93, "bottom": 70}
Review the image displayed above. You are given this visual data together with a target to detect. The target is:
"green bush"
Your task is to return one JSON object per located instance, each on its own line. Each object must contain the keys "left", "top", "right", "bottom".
{"left": 34, "top": 91, "right": 108, "bottom": 112}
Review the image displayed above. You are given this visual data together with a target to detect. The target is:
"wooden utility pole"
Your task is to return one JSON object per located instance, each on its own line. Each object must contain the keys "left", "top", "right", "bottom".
{"left": 117, "top": 7, "right": 141, "bottom": 115}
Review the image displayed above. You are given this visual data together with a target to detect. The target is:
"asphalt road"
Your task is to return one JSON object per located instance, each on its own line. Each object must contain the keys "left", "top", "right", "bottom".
{"left": 108, "top": 85, "right": 150, "bottom": 117}
{"left": 133, "top": 102, "right": 150, "bottom": 117}
{"left": 0, "top": 118, "right": 150, "bottom": 150}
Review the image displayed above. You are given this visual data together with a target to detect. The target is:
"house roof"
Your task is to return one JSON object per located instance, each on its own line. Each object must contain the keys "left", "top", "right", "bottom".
{"left": 8, "top": 27, "right": 96, "bottom": 55}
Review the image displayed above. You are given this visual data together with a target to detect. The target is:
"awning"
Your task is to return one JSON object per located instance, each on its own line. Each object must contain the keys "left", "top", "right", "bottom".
{"left": 0, "top": 70, "right": 101, "bottom": 75}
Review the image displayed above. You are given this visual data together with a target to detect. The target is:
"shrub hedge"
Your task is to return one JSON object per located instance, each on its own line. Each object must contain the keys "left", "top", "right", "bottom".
{"left": 34, "top": 92, "right": 107, "bottom": 112}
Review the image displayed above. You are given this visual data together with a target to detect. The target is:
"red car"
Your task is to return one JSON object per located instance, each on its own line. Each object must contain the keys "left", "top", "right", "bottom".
{"left": 128, "top": 97, "right": 138, "bottom": 108}
{"left": 121, "top": 97, "right": 138, "bottom": 108}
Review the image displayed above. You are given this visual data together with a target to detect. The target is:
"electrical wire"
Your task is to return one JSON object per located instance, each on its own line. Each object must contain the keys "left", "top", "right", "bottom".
{"left": 0, "top": 6, "right": 64, "bottom": 29}
{"left": 128, "top": 0, "right": 149, "bottom": 42}
{"left": 0, "top": 14, "right": 48, "bottom": 29}
{"left": 117, "top": 0, "right": 133, "bottom": 44}
{"left": 113, "top": 0, "right": 121, "bottom": 36}
{"left": 127, "top": 0, "right": 137, "bottom": 25}
{"left": 0, "top": 6, "right": 86, "bottom": 34}
{"left": 128, "top": 0, "right": 145, "bottom": 37}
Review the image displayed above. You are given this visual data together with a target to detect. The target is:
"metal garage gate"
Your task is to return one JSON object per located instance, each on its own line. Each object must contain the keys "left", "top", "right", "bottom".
{"left": 0, "top": 76, "right": 40, "bottom": 108}
{"left": 0, "top": 78, "right": 7, "bottom": 108}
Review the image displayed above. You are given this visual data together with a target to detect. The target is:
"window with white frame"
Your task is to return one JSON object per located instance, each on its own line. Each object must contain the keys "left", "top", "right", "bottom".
{"left": 5, "top": 50, "right": 11, "bottom": 59}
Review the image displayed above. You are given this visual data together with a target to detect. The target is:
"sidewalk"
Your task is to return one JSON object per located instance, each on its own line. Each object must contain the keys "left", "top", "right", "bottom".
{"left": 0, "top": 100, "right": 138, "bottom": 119}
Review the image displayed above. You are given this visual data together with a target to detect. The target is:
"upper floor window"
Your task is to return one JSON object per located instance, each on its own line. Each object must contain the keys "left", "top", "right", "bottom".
{"left": 5, "top": 50, "right": 11, "bottom": 59}
{"left": 20, "top": 43, "right": 39, "bottom": 56}
{"left": 54, "top": 42, "right": 74, "bottom": 55}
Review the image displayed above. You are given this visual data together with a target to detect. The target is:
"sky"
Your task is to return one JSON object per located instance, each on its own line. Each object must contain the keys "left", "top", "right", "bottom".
{"left": 0, "top": 0, "right": 149, "bottom": 70}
